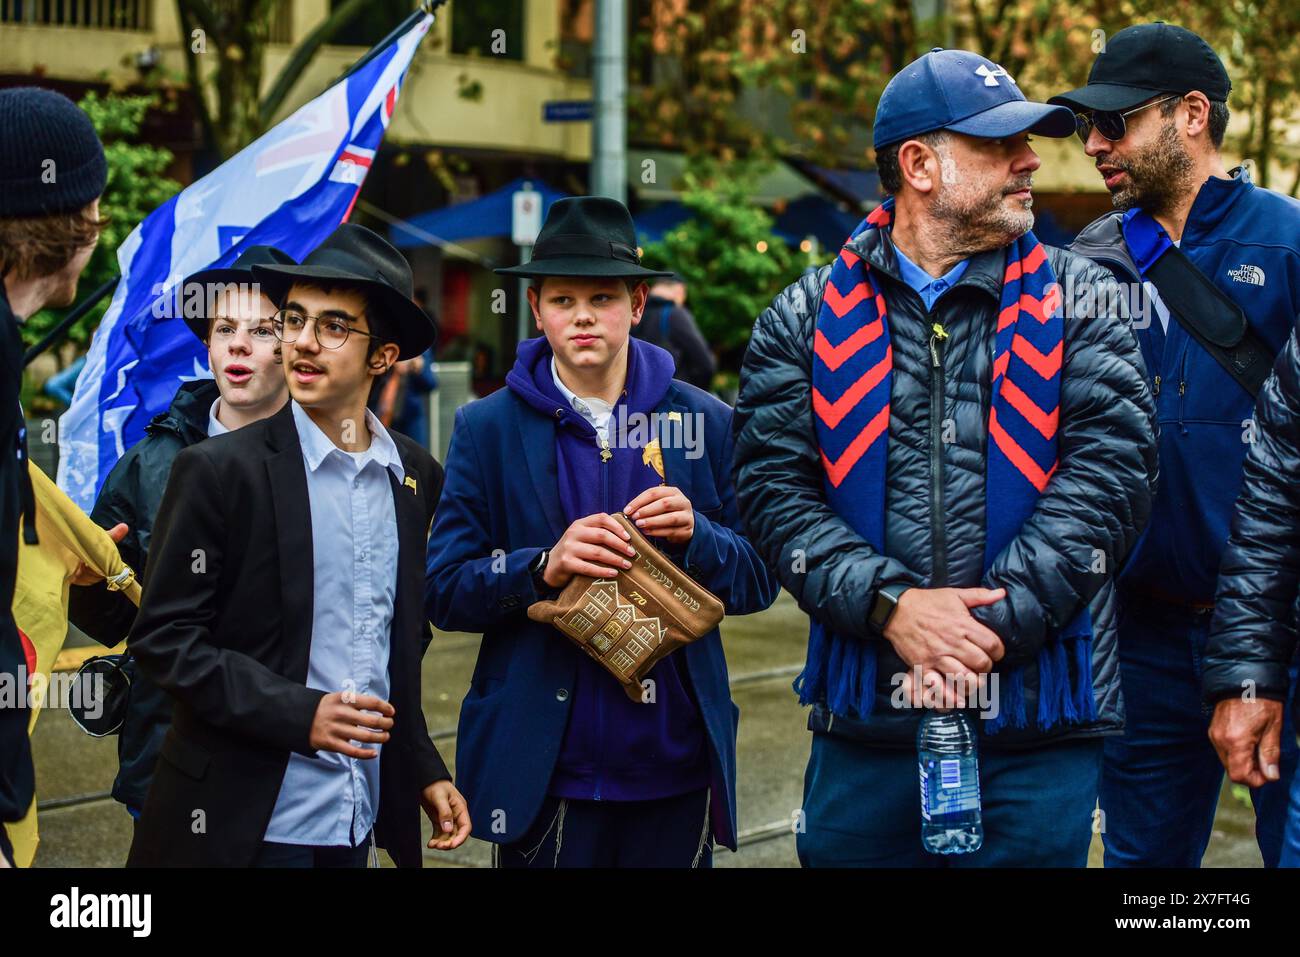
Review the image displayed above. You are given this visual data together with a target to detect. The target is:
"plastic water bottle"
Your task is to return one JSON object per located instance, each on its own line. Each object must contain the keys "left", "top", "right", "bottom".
{"left": 917, "top": 710, "right": 983, "bottom": 854}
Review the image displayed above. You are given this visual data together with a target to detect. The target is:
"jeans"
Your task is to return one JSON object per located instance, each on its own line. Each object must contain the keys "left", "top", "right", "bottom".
{"left": 797, "top": 731, "right": 1104, "bottom": 867}
{"left": 1100, "top": 597, "right": 1299, "bottom": 867}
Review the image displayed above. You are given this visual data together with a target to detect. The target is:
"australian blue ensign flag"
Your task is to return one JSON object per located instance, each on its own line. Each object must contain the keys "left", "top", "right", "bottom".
{"left": 57, "top": 12, "right": 433, "bottom": 510}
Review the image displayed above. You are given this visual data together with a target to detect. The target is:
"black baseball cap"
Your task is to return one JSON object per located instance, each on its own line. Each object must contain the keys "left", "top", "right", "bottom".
{"left": 1049, "top": 22, "right": 1231, "bottom": 113}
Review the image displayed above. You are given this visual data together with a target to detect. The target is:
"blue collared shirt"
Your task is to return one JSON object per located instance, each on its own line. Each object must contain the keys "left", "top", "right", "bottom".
{"left": 893, "top": 244, "right": 970, "bottom": 310}
{"left": 262, "top": 401, "right": 403, "bottom": 847}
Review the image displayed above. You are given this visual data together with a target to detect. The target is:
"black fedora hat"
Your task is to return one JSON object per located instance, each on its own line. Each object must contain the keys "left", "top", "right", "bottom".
{"left": 178, "top": 245, "right": 295, "bottom": 342}
{"left": 253, "top": 223, "right": 435, "bottom": 360}
{"left": 495, "top": 196, "right": 675, "bottom": 280}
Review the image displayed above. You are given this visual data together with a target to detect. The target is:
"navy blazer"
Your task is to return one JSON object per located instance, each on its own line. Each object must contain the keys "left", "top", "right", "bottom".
{"left": 426, "top": 378, "right": 779, "bottom": 849}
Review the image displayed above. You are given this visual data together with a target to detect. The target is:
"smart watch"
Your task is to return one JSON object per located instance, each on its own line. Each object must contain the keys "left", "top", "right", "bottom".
{"left": 869, "top": 583, "right": 911, "bottom": 632}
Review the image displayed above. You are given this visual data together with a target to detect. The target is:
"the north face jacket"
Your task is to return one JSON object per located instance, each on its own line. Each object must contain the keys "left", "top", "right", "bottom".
{"left": 732, "top": 224, "right": 1158, "bottom": 749}
{"left": 1070, "top": 168, "right": 1300, "bottom": 605}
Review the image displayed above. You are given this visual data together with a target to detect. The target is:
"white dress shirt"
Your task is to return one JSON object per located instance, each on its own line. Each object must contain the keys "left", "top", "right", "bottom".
{"left": 551, "top": 355, "right": 615, "bottom": 444}
{"left": 262, "top": 401, "right": 403, "bottom": 847}
{"left": 206, "top": 398, "right": 229, "bottom": 438}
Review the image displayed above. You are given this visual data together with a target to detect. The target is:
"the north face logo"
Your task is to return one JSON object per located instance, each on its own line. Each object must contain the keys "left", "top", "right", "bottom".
{"left": 975, "top": 64, "right": 1015, "bottom": 87}
{"left": 1228, "top": 264, "right": 1266, "bottom": 286}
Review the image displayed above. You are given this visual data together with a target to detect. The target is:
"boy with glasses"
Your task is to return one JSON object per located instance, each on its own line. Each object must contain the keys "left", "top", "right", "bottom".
{"left": 1052, "top": 21, "right": 1300, "bottom": 868}
{"left": 126, "top": 224, "right": 470, "bottom": 867}
{"left": 70, "top": 245, "right": 294, "bottom": 828}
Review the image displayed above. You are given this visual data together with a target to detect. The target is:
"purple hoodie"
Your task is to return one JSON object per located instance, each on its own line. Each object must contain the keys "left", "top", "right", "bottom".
{"left": 505, "top": 335, "right": 712, "bottom": 802}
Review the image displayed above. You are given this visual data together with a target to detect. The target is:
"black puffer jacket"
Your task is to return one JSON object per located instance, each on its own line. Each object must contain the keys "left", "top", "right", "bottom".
{"left": 732, "top": 226, "right": 1158, "bottom": 749}
{"left": 1206, "top": 322, "right": 1300, "bottom": 704}
{"left": 68, "top": 378, "right": 218, "bottom": 811}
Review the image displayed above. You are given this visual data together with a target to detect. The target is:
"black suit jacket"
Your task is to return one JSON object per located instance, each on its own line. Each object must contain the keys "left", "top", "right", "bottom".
{"left": 125, "top": 402, "right": 448, "bottom": 867}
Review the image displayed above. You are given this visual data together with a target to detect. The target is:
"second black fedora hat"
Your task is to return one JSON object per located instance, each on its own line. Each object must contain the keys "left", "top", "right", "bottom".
{"left": 495, "top": 196, "right": 675, "bottom": 280}
{"left": 179, "top": 245, "right": 295, "bottom": 343}
{"left": 253, "top": 223, "right": 435, "bottom": 359}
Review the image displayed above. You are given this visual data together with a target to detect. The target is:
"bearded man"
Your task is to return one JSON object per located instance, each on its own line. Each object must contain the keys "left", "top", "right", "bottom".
{"left": 1053, "top": 22, "right": 1300, "bottom": 868}
{"left": 732, "top": 48, "right": 1157, "bottom": 867}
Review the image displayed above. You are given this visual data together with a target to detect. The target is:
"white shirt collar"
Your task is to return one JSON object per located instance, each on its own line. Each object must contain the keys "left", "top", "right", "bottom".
{"left": 550, "top": 355, "right": 615, "bottom": 428}
{"left": 207, "top": 398, "right": 229, "bottom": 438}
{"left": 290, "top": 400, "right": 404, "bottom": 478}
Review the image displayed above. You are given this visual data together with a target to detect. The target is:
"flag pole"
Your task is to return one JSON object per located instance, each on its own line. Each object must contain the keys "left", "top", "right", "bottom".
{"left": 22, "top": 277, "right": 119, "bottom": 368}
{"left": 341, "top": 0, "right": 447, "bottom": 81}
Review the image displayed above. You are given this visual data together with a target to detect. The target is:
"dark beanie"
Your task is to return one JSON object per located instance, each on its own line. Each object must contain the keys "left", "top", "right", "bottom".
{"left": 0, "top": 87, "right": 107, "bottom": 219}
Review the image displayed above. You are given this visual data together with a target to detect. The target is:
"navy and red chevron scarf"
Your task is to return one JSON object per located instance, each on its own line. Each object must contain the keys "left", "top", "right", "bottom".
{"left": 799, "top": 198, "right": 1095, "bottom": 733}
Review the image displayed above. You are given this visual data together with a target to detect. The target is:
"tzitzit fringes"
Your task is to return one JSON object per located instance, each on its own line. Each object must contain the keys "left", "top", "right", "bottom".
{"left": 520, "top": 800, "right": 564, "bottom": 865}
{"left": 551, "top": 798, "right": 568, "bottom": 868}
{"left": 691, "top": 789, "right": 712, "bottom": 869}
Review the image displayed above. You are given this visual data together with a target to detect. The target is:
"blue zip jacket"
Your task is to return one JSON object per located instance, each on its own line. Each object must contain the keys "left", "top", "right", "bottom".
{"left": 425, "top": 337, "right": 779, "bottom": 849}
{"left": 1071, "top": 169, "right": 1300, "bottom": 603}
{"left": 509, "top": 336, "right": 712, "bottom": 802}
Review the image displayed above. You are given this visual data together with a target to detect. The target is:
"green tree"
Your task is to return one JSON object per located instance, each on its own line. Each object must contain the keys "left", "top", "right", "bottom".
{"left": 177, "top": 0, "right": 408, "bottom": 159}
{"left": 628, "top": 0, "right": 1108, "bottom": 168}
{"left": 1134, "top": 0, "right": 1300, "bottom": 192}
{"left": 21, "top": 92, "right": 182, "bottom": 354}
{"left": 630, "top": 0, "right": 1298, "bottom": 189}
{"left": 639, "top": 160, "right": 810, "bottom": 360}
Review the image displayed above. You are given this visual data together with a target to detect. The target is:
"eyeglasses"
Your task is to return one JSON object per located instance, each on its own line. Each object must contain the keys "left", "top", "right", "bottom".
{"left": 1074, "top": 94, "right": 1183, "bottom": 144}
{"left": 271, "top": 309, "right": 382, "bottom": 350}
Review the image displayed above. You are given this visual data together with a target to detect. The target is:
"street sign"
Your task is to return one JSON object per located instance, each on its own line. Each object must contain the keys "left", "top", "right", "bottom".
{"left": 544, "top": 100, "right": 594, "bottom": 122}
{"left": 512, "top": 184, "right": 543, "bottom": 246}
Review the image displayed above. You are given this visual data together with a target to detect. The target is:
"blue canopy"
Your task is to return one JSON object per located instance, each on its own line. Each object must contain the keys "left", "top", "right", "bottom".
{"left": 388, "top": 177, "right": 569, "bottom": 248}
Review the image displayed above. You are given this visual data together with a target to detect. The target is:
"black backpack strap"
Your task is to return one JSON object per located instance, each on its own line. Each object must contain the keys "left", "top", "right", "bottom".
{"left": 1145, "top": 244, "right": 1273, "bottom": 397}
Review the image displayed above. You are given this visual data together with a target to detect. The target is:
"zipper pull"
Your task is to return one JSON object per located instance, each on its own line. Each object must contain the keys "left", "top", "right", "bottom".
{"left": 599, "top": 436, "right": 612, "bottom": 463}
{"left": 1178, "top": 380, "right": 1186, "bottom": 396}
{"left": 929, "top": 323, "right": 947, "bottom": 368}
{"left": 1153, "top": 374, "right": 1161, "bottom": 396}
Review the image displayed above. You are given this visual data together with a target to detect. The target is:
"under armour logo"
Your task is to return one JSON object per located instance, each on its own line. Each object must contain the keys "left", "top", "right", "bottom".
{"left": 975, "top": 64, "right": 1014, "bottom": 87}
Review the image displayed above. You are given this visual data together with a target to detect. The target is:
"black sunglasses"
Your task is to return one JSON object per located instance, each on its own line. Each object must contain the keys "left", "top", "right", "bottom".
{"left": 1074, "top": 94, "right": 1183, "bottom": 144}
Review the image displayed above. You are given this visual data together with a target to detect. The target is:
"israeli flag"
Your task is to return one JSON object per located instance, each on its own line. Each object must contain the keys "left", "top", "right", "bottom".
{"left": 57, "top": 13, "right": 433, "bottom": 510}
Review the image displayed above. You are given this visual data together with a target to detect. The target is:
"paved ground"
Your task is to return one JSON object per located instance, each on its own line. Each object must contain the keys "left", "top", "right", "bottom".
{"left": 28, "top": 591, "right": 1265, "bottom": 868}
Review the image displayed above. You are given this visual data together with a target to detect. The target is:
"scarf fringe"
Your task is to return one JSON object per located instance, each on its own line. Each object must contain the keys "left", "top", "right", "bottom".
{"left": 798, "top": 628, "right": 1096, "bottom": 735}
{"left": 985, "top": 667, "right": 1026, "bottom": 733}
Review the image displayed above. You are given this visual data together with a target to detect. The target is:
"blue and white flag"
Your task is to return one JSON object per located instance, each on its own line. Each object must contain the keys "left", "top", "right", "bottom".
{"left": 57, "top": 13, "right": 432, "bottom": 510}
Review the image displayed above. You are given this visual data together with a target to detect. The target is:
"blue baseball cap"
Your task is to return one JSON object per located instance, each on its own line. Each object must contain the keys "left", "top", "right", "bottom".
{"left": 873, "top": 48, "right": 1076, "bottom": 149}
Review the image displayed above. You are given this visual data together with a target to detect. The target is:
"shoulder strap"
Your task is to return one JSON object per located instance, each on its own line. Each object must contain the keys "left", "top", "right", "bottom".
{"left": 1146, "top": 244, "right": 1273, "bottom": 397}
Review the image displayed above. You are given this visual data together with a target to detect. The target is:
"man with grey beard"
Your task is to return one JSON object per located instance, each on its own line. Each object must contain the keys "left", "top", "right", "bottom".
{"left": 1054, "top": 22, "right": 1300, "bottom": 868}
{"left": 733, "top": 49, "right": 1156, "bottom": 866}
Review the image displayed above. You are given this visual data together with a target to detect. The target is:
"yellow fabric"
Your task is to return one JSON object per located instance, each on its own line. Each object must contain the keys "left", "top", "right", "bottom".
{"left": 3, "top": 462, "right": 140, "bottom": 866}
